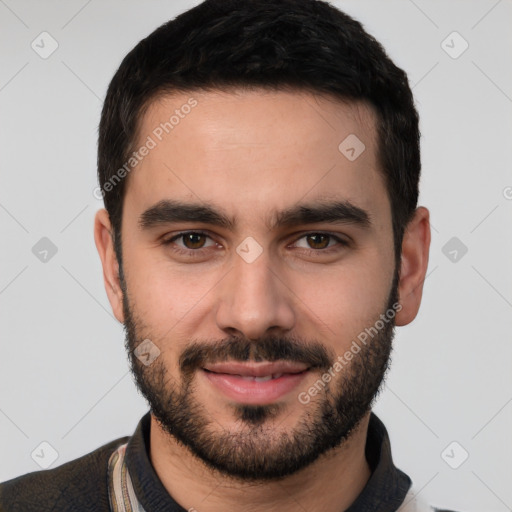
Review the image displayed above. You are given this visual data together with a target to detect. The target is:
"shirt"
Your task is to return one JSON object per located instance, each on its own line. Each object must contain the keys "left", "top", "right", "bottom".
{"left": 0, "top": 411, "right": 456, "bottom": 511}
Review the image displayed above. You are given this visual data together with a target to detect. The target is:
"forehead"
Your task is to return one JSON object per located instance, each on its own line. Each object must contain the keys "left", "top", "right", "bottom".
{"left": 136, "top": 88, "right": 378, "bottom": 158}
{"left": 124, "top": 88, "right": 387, "bottom": 230}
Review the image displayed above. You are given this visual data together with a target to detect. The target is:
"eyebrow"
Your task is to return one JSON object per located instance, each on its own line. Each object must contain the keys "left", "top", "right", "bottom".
{"left": 138, "top": 199, "right": 371, "bottom": 232}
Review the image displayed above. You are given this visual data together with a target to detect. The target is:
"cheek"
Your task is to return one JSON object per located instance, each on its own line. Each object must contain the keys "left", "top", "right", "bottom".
{"left": 123, "top": 248, "right": 220, "bottom": 333}
{"left": 294, "top": 256, "right": 393, "bottom": 347}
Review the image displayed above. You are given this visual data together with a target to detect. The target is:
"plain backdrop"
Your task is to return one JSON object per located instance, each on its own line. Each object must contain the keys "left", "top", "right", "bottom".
{"left": 1, "top": 1, "right": 511, "bottom": 510}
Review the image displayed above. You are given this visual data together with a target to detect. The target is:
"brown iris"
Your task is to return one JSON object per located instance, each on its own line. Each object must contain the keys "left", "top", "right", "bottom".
{"left": 306, "top": 233, "right": 330, "bottom": 249}
{"left": 182, "top": 233, "right": 207, "bottom": 249}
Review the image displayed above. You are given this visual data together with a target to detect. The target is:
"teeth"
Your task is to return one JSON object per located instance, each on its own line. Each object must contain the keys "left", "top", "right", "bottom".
{"left": 237, "top": 373, "right": 284, "bottom": 381}
{"left": 254, "top": 375, "right": 273, "bottom": 382}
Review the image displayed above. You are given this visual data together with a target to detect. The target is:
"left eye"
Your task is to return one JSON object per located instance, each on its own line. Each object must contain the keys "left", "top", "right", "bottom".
{"left": 293, "top": 233, "right": 341, "bottom": 250}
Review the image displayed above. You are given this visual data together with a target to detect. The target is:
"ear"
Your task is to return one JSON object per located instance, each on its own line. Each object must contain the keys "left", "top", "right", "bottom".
{"left": 94, "top": 209, "right": 125, "bottom": 323}
{"left": 395, "top": 207, "right": 431, "bottom": 326}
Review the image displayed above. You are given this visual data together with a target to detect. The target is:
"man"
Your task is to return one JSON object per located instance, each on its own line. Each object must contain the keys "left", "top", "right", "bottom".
{"left": 0, "top": 0, "right": 452, "bottom": 510}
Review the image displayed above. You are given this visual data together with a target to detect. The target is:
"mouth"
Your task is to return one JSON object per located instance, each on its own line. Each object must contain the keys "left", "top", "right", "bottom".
{"left": 201, "top": 361, "right": 310, "bottom": 405}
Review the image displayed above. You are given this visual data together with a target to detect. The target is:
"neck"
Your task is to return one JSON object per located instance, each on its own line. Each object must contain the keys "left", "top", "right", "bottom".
{"left": 149, "top": 413, "right": 372, "bottom": 512}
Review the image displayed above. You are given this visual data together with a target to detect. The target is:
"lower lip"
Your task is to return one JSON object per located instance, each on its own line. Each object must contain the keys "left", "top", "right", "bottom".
{"left": 201, "top": 369, "right": 309, "bottom": 405}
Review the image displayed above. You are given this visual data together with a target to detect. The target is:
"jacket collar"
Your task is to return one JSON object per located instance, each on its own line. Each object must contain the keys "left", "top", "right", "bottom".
{"left": 124, "top": 410, "right": 411, "bottom": 511}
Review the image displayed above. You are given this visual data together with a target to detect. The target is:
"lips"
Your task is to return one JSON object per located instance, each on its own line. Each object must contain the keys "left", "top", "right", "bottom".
{"left": 203, "top": 361, "right": 308, "bottom": 378}
{"left": 201, "top": 361, "right": 310, "bottom": 404}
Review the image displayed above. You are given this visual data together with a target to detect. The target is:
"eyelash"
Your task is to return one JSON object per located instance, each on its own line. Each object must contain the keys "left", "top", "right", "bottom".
{"left": 161, "top": 230, "right": 350, "bottom": 257}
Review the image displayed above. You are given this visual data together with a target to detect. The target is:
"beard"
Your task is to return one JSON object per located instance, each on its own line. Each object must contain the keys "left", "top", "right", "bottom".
{"left": 121, "top": 268, "right": 398, "bottom": 482}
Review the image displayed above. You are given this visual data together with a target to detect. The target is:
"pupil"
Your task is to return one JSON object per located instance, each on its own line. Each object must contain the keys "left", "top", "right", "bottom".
{"left": 185, "top": 233, "right": 205, "bottom": 249}
{"left": 308, "top": 234, "right": 328, "bottom": 249}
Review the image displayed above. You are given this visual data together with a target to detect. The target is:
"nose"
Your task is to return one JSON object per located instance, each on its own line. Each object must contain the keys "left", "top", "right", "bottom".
{"left": 214, "top": 248, "right": 296, "bottom": 340}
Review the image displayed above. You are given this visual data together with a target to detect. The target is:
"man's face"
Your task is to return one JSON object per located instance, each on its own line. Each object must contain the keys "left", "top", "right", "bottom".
{"left": 117, "top": 89, "right": 397, "bottom": 480}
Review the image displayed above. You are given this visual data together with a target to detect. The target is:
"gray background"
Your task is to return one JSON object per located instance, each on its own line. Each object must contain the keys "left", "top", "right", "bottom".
{"left": 1, "top": 1, "right": 511, "bottom": 510}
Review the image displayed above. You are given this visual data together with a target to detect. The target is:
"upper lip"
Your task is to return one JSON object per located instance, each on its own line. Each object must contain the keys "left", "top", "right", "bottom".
{"left": 203, "top": 361, "right": 309, "bottom": 377}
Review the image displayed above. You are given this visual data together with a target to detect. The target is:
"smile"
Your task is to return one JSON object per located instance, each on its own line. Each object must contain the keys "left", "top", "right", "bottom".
{"left": 201, "top": 361, "right": 310, "bottom": 405}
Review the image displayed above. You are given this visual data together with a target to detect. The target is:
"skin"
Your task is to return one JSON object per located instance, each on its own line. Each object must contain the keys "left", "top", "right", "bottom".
{"left": 94, "top": 89, "right": 430, "bottom": 511}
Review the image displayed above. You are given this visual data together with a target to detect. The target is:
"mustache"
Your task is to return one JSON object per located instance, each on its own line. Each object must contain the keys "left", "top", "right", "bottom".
{"left": 179, "top": 335, "right": 334, "bottom": 376}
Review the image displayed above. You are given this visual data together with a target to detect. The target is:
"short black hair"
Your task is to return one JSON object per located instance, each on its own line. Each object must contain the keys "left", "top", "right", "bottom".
{"left": 97, "top": 0, "right": 420, "bottom": 269}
